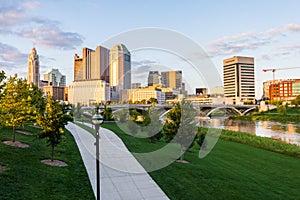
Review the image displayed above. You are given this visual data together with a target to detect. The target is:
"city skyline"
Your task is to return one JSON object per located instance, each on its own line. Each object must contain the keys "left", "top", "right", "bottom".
{"left": 1, "top": 1, "right": 300, "bottom": 98}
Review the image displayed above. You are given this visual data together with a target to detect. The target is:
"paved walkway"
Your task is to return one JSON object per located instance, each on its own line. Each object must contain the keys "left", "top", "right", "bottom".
{"left": 66, "top": 122, "right": 169, "bottom": 200}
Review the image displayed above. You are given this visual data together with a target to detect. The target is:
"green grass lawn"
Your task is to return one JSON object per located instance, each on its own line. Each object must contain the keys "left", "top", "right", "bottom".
{"left": 0, "top": 125, "right": 94, "bottom": 200}
{"left": 101, "top": 122, "right": 300, "bottom": 200}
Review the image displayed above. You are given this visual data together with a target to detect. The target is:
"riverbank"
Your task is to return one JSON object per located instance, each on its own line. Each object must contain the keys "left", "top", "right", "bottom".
{"left": 0, "top": 125, "right": 94, "bottom": 200}
{"left": 230, "top": 107, "right": 300, "bottom": 122}
{"left": 101, "top": 122, "right": 300, "bottom": 199}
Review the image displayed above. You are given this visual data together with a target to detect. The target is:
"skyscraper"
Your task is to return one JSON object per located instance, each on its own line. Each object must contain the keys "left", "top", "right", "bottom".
{"left": 27, "top": 48, "right": 40, "bottom": 87}
{"left": 148, "top": 71, "right": 161, "bottom": 86}
{"left": 161, "top": 70, "right": 182, "bottom": 89}
{"left": 73, "top": 46, "right": 109, "bottom": 82}
{"left": 223, "top": 56, "right": 255, "bottom": 104}
{"left": 109, "top": 43, "right": 131, "bottom": 91}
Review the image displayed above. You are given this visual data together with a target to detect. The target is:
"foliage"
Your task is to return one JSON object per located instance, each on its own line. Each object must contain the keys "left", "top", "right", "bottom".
{"left": 147, "top": 97, "right": 158, "bottom": 104}
{"left": 37, "top": 95, "right": 71, "bottom": 161}
{"left": 101, "top": 122, "right": 300, "bottom": 200}
{"left": 220, "top": 129, "right": 300, "bottom": 158}
{"left": 102, "top": 103, "right": 114, "bottom": 121}
{"left": 142, "top": 106, "right": 163, "bottom": 142}
{"left": 0, "top": 125, "right": 94, "bottom": 199}
{"left": 291, "top": 95, "right": 300, "bottom": 108}
{"left": 73, "top": 103, "right": 83, "bottom": 121}
{"left": 163, "top": 101, "right": 198, "bottom": 160}
{"left": 277, "top": 104, "right": 287, "bottom": 115}
{"left": 163, "top": 103, "right": 181, "bottom": 142}
{"left": 0, "top": 75, "right": 37, "bottom": 142}
{"left": 231, "top": 107, "right": 300, "bottom": 122}
{"left": 195, "top": 127, "right": 208, "bottom": 147}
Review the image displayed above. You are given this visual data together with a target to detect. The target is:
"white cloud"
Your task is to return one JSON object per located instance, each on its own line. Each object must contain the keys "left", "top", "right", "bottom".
{"left": 17, "top": 24, "right": 84, "bottom": 50}
{"left": 207, "top": 23, "right": 300, "bottom": 57}
{"left": 284, "top": 23, "right": 300, "bottom": 31}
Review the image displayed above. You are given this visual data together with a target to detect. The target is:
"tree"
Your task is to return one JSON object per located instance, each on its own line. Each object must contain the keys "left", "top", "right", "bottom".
{"left": 163, "top": 101, "right": 198, "bottom": 160}
{"left": 37, "top": 95, "right": 70, "bottom": 161}
{"left": 163, "top": 103, "right": 181, "bottom": 142}
{"left": 143, "top": 106, "right": 163, "bottom": 142}
{"left": 291, "top": 95, "right": 300, "bottom": 108}
{"left": 147, "top": 98, "right": 158, "bottom": 104}
{"left": 0, "top": 75, "right": 37, "bottom": 142}
{"left": 102, "top": 103, "right": 114, "bottom": 121}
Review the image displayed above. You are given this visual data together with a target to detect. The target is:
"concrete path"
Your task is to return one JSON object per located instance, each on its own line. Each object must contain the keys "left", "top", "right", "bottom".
{"left": 66, "top": 122, "right": 169, "bottom": 200}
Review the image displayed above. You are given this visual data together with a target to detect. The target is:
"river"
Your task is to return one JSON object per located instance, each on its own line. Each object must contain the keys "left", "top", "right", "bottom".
{"left": 199, "top": 118, "right": 300, "bottom": 146}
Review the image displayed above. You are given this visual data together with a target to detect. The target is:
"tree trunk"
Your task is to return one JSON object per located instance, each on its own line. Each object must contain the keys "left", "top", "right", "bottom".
{"left": 180, "top": 145, "right": 185, "bottom": 160}
{"left": 12, "top": 126, "right": 16, "bottom": 142}
{"left": 51, "top": 144, "right": 54, "bottom": 162}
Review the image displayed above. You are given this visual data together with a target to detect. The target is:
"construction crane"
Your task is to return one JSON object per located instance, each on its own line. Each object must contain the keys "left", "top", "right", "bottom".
{"left": 262, "top": 67, "right": 300, "bottom": 80}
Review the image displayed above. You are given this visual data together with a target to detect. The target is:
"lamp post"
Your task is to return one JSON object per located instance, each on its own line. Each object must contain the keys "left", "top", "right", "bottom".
{"left": 92, "top": 106, "right": 104, "bottom": 200}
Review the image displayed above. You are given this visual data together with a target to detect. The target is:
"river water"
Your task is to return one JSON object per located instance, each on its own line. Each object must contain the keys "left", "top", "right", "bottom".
{"left": 199, "top": 118, "right": 300, "bottom": 146}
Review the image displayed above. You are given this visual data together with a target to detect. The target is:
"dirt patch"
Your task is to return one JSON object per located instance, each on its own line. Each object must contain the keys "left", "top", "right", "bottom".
{"left": 0, "top": 165, "right": 5, "bottom": 172}
{"left": 41, "top": 159, "right": 68, "bottom": 167}
{"left": 3, "top": 141, "right": 29, "bottom": 148}
{"left": 16, "top": 130, "right": 32, "bottom": 135}
{"left": 176, "top": 159, "right": 190, "bottom": 164}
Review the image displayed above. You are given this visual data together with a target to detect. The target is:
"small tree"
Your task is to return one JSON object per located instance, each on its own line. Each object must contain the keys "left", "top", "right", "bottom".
{"left": 37, "top": 95, "right": 69, "bottom": 161}
{"left": 163, "top": 101, "right": 198, "bottom": 160}
{"left": 103, "top": 103, "right": 114, "bottom": 121}
{"left": 0, "top": 75, "right": 37, "bottom": 142}
{"left": 163, "top": 103, "right": 181, "bottom": 142}
{"left": 143, "top": 107, "right": 163, "bottom": 142}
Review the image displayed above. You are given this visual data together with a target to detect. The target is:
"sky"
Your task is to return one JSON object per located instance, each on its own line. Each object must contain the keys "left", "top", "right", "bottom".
{"left": 1, "top": 0, "right": 300, "bottom": 98}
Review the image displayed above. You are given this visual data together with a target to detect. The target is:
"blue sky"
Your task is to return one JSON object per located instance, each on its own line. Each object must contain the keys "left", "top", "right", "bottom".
{"left": 1, "top": 0, "right": 300, "bottom": 97}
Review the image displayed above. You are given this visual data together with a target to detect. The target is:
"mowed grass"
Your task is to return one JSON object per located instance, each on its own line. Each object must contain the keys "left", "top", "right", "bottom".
{"left": 102, "top": 123, "right": 300, "bottom": 200}
{"left": 0, "top": 125, "right": 94, "bottom": 200}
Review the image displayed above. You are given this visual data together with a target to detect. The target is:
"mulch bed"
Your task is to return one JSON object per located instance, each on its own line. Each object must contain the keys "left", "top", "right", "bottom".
{"left": 3, "top": 141, "right": 29, "bottom": 148}
{"left": 176, "top": 159, "right": 190, "bottom": 164}
{"left": 41, "top": 159, "right": 68, "bottom": 167}
{"left": 16, "top": 130, "right": 32, "bottom": 135}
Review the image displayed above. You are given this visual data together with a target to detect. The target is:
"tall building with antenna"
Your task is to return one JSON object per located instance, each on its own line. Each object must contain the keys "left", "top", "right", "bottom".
{"left": 27, "top": 47, "right": 40, "bottom": 88}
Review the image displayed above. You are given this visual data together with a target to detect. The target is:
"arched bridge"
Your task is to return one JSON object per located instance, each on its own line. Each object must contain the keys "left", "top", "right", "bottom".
{"left": 83, "top": 103, "right": 257, "bottom": 118}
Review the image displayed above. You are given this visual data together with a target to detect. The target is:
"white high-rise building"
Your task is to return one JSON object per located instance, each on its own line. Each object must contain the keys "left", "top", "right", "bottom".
{"left": 27, "top": 48, "right": 40, "bottom": 87}
{"left": 223, "top": 56, "right": 255, "bottom": 104}
{"left": 109, "top": 44, "right": 131, "bottom": 92}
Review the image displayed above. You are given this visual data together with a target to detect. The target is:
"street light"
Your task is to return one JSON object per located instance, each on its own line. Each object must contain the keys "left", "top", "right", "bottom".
{"left": 92, "top": 106, "right": 103, "bottom": 200}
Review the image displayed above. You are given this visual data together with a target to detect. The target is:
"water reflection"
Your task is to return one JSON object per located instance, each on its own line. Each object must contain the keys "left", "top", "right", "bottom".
{"left": 200, "top": 118, "right": 300, "bottom": 146}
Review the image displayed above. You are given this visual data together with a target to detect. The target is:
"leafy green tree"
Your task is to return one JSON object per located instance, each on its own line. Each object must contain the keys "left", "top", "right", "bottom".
{"left": 143, "top": 107, "right": 163, "bottom": 142}
{"left": 163, "top": 101, "right": 198, "bottom": 160}
{"left": 103, "top": 104, "right": 114, "bottom": 121}
{"left": 0, "top": 75, "right": 37, "bottom": 142}
{"left": 163, "top": 103, "right": 181, "bottom": 142}
{"left": 37, "top": 95, "right": 70, "bottom": 161}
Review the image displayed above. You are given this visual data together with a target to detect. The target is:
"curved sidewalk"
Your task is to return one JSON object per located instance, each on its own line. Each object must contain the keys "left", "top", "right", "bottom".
{"left": 66, "top": 122, "right": 169, "bottom": 200}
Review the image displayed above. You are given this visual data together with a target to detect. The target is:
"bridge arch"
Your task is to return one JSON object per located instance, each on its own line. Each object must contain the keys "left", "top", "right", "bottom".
{"left": 206, "top": 106, "right": 242, "bottom": 117}
{"left": 242, "top": 107, "right": 256, "bottom": 115}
